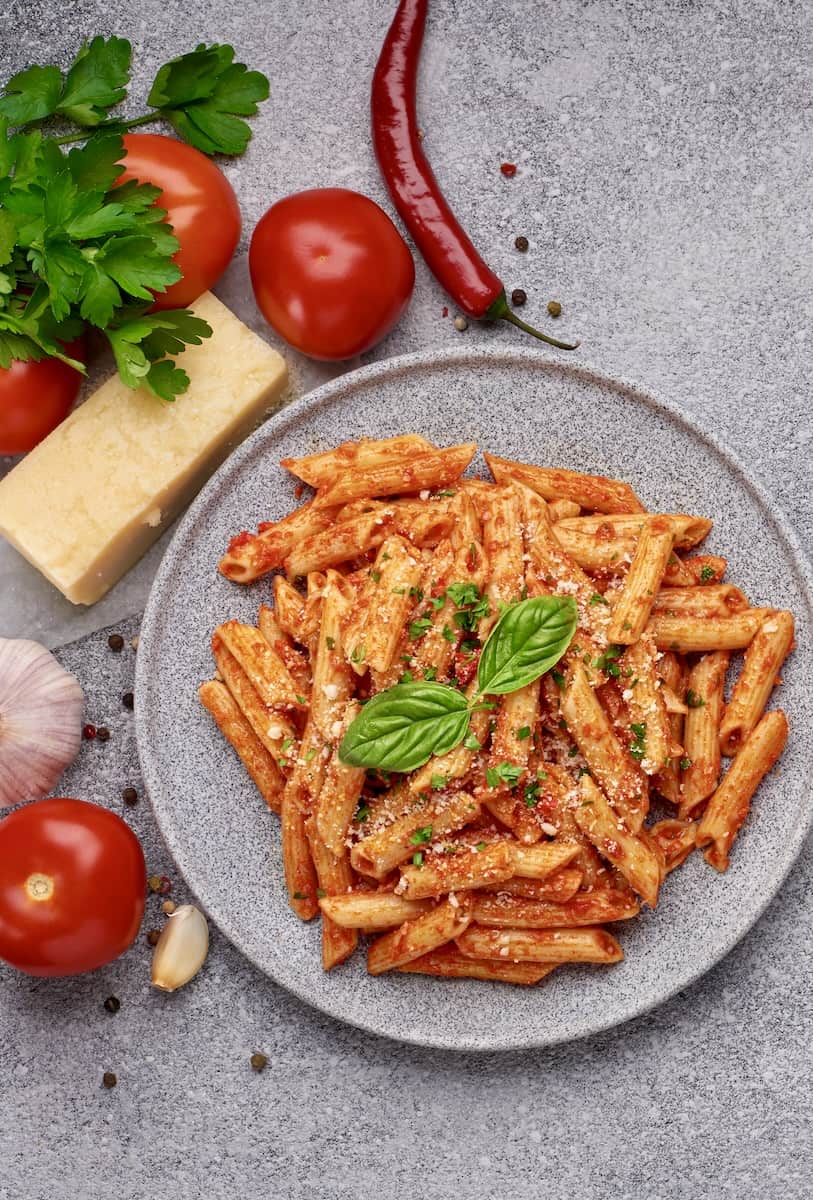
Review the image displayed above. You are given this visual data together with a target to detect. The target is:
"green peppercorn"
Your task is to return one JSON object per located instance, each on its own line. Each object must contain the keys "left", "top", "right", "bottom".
{"left": 250, "top": 1052, "right": 268, "bottom": 1072}
{"left": 547, "top": 300, "right": 562, "bottom": 318}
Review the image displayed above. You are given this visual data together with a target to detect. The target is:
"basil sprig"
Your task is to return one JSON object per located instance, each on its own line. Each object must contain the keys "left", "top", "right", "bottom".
{"left": 339, "top": 595, "right": 577, "bottom": 772}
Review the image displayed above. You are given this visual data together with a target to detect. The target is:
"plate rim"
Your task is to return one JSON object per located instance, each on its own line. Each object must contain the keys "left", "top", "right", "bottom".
{"left": 135, "top": 344, "right": 813, "bottom": 1051}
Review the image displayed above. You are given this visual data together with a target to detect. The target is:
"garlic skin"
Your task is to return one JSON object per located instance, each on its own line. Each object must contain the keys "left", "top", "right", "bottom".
{"left": 0, "top": 638, "right": 84, "bottom": 808}
{"left": 151, "top": 904, "right": 209, "bottom": 992}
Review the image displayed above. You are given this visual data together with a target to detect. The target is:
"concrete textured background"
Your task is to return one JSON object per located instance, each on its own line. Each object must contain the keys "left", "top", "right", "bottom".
{"left": 0, "top": 1, "right": 811, "bottom": 1196}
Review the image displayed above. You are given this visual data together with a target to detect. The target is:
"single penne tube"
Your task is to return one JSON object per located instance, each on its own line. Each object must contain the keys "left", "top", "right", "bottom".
{"left": 350, "top": 792, "right": 482, "bottom": 880}
{"left": 408, "top": 542, "right": 469, "bottom": 683}
{"left": 313, "top": 443, "right": 477, "bottom": 508}
{"left": 554, "top": 513, "right": 712, "bottom": 548}
{"left": 561, "top": 661, "right": 648, "bottom": 832}
{"left": 362, "top": 535, "right": 425, "bottom": 673}
{"left": 216, "top": 619, "right": 304, "bottom": 710}
{"left": 219, "top": 498, "right": 337, "bottom": 582}
{"left": 546, "top": 499, "right": 581, "bottom": 521}
{"left": 285, "top": 509, "right": 393, "bottom": 577}
{"left": 679, "top": 651, "right": 729, "bottom": 818}
{"left": 280, "top": 780, "right": 319, "bottom": 920}
{"left": 481, "top": 790, "right": 543, "bottom": 845}
{"left": 653, "top": 651, "right": 688, "bottom": 804}
{"left": 309, "top": 570, "right": 354, "bottom": 740}
{"left": 619, "top": 633, "right": 671, "bottom": 774}
{"left": 448, "top": 489, "right": 482, "bottom": 548}
{"left": 574, "top": 776, "right": 662, "bottom": 907}
{"left": 272, "top": 575, "right": 310, "bottom": 643}
{"left": 211, "top": 635, "right": 297, "bottom": 764}
{"left": 719, "top": 611, "right": 794, "bottom": 756}
{"left": 652, "top": 585, "right": 748, "bottom": 618}
{"left": 198, "top": 681, "right": 284, "bottom": 814}
{"left": 397, "top": 946, "right": 557, "bottom": 985}
{"left": 480, "top": 867, "right": 583, "bottom": 903}
{"left": 314, "top": 704, "right": 366, "bottom": 856}
{"left": 455, "top": 924, "right": 624, "bottom": 964}
{"left": 305, "top": 817, "right": 358, "bottom": 970}
{"left": 480, "top": 485, "right": 525, "bottom": 608}
{"left": 395, "top": 841, "right": 516, "bottom": 900}
{"left": 489, "top": 680, "right": 540, "bottom": 775}
{"left": 663, "top": 554, "right": 727, "bottom": 587}
{"left": 319, "top": 892, "right": 433, "bottom": 930}
{"left": 484, "top": 453, "right": 645, "bottom": 514}
{"left": 470, "top": 890, "right": 640, "bottom": 928}
{"left": 510, "top": 841, "right": 581, "bottom": 879}
{"left": 367, "top": 893, "right": 474, "bottom": 974}
{"left": 606, "top": 517, "right": 675, "bottom": 643}
{"left": 257, "top": 604, "right": 312, "bottom": 694}
{"left": 648, "top": 819, "right": 697, "bottom": 873}
{"left": 696, "top": 710, "right": 789, "bottom": 871}
{"left": 281, "top": 434, "right": 434, "bottom": 487}
{"left": 647, "top": 608, "right": 774, "bottom": 653}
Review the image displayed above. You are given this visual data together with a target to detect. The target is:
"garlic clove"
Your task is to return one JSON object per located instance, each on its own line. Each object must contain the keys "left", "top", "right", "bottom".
{"left": 0, "top": 638, "right": 84, "bottom": 808}
{"left": 151, "top": 904, "right": 209, "bottom": 992}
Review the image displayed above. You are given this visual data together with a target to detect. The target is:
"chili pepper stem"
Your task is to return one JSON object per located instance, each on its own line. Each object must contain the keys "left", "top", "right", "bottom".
{"left": 486, "top": 291, "right": 579, "bottom": 350}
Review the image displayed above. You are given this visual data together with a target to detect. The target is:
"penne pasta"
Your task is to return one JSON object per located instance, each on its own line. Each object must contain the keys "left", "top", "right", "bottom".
{"left": 313, "top": 443, "right": 477, "bottom": 508}
{"left": 679, "top": 651, "right": 729, "bottom": 819}
{"left": 719, "top": 611, "right": 794, "bottom": 756}
{"left": 647, "top": 608, "right": 774, "bottom": 653}
{"left": 314, "top": 704, "right": 366, "bottom": 857}
{"left": 574, "top": 776, "right": 662, "bottom": 907}
{"left": 257, "top": 604, "right": 312, "bottom": 694}
{"left": 554, "top": 513, "right": 712, "bottom": 548}
{"left": 319, "top": 892, "right": 433, "bottom": 930}
{"left": 397, "top": 945, "right": 558, "bottom": 985}
{"left": 305, "top": 817, "right": 358, "bottom": 970}
{"left": 216, "top": 619, "right": 304, "bottom": 711}
{"left": 653, "top": 651, "right": 688, "bottom": 804}
{"left": 652, "top": 585, "right": 748, "bottom": 618}
{"left": 480, "top": 867, "right": 584, "bottom": 903}
{"left": 350, "top": 792, "right": 482, "bottom": 880}
{"left": 280, "top": 781, "right": 319, "bottom": 920}
{"left": 484, "top": 453, "right": 645, "bottom": 514}
{"left": 198, "top": 681, "right": 284, "bottom": 814}
{"left": 396, "top": 841, "right": 516, "bottom": 899}
{"left": 663, "top": 554, "right": 727, "bottom": 587}
{"left": 281, "top": 434, "right": 434, "bottom": 487}
{"left": 696, "top": 710, "right": 789, "bottom": 871}
{"left": 606, "top": 517, "right": 675, "bottom": 643}
{"left": 470, "top": 890, "right": 640, "bottom": 928}
{"left": 648, "top": 819, "right": 697, "bottom": 873}
{"left": 211, "top": 634, "right": 298, "bottom": 766}
{"left": 367, "top": 893, "right": 474, "bottom": 974}
{"left": 480, "top": 485, "right": 525, "bottom": 609}
{"left": 510, "top": 841, "right": 581, "bottom": 879}
{"left": 619, "top": 634, "right": 671, "bottom": 774}
{"left": 219, "top": 498, "right": 337, "bottom": 583}
{"left": 455, "top": 924, "right": 624, "bottom": 964}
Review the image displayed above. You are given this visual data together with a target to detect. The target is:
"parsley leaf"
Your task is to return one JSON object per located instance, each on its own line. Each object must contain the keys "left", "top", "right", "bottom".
{"left": 485, "top": 762, "right": 523, "bottom": 789}
{"left": 0, "top": 65, "right": 63, "bottom": 125}
{"left": 58, "top": 37, "right": 132, "bottom": 126}
{"left": 686, "top": 689, "right": 705, "bottom": 709}
{"left": 409, "top": 825, "right": 433, "bottom": 845}
{"left": 589, "top": 592, "right": 609, "bottom": 606}
{"left": 106, "top": 310, "right": 210, "bottom": 400}
{"left": 463, "top": 733, "right": 481, "bottom": 751}
{"left": 149, "top": 44, "right": 270, "bottom": 156}
{"left": 700, "top": 565, "right": 716, "bottom": 582}
{"left": 629, "top": 722, "right": 647, "bottom": 762}
{"left": 409, "top": 618, "right": 432, "bottom": 640}
{"left": 429, "top": 774, "right": 448, "bottom": 790}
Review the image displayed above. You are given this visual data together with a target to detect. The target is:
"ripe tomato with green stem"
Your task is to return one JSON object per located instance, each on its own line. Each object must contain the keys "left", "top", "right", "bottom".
{"left": 249, "top": 188, "right": 415, "bottom": 360}
{"left": 117, "top": 133, "right": 242, "bottom": 310}
{"left": 0, "top": 798, "right": 146, "bottom": 976}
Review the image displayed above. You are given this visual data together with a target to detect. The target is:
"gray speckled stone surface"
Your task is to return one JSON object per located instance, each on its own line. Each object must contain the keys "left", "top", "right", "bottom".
{"left": 1, "top": 1, "right": 812, "bottom": 1196}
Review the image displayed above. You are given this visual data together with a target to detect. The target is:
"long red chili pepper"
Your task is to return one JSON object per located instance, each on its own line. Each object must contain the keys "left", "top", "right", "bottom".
{"left": 371, "top": 0, "right": 578, "bottom": 350}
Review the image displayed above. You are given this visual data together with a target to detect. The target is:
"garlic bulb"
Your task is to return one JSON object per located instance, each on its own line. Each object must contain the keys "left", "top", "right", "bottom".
{"left": 0, "top": 638, "right": 84, "bottom": 808}
{"left": 151, "top": 904, "right": 209, "bottom": 992}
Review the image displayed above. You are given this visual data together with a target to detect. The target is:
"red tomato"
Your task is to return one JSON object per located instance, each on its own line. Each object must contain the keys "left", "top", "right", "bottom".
{"left": 0, "top": 798, "right": 146, "bottom": 977}
{"left": 118, "top": 133, "right": 241, "bottom": 309}
{"left": 0, "top": 343, "right": 85, "bottom": 455}
{"left": 249, "top": 188, "right": 415, "bottom": 359}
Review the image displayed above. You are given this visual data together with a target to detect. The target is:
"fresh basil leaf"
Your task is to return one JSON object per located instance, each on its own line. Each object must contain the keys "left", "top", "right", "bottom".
{"left": 339, "top": 682, "right": 470, "bottom": 773}
{"left": 477, "top": 596, "right": 577, "bottom": 695}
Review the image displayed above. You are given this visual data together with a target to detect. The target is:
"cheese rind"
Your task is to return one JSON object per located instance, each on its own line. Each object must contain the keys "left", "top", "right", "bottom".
{"left": 0, "top": 292, "right": 287, "bottom": 605}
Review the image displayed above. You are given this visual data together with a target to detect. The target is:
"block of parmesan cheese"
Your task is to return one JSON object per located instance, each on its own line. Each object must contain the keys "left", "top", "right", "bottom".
{"left": 0, "top": 292, "right": 287, "bottom": 605}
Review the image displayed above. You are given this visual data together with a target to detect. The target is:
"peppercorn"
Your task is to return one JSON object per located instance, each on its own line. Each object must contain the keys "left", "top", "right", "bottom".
{"left": 96, "top": 726, "right": 110, "bottom": 742}
{"left": 146, "top": 929, "right": 161, "bottom": 947}
{"left": 82, "top": 723, "right": 96, "bottom": 740}
{"left": 102, "top": 1072, "right": 117, "bottom": 1089}
{"left": 148, "top": 875, "right": 163, "bottom": 893}
{"left": 453, "top": 316, "right": 468, "bottom": 332}
{"left": 514, "top": 235, "right": 529, "bottom": 252}
{"left": 103, "top": 996, "right": 121, "bottom": 1014}
{"left": 122, "top": 692, "right": 134, "bottom": 710}
{"left": 547, "top": 300, "right": 562, "bottom": 318}
{"left": 500, "top": 162, "right": 517, "bottom": 178}
{"left": 250, "top": 1052, "right": 268, "bottom": 1072}
{"left": 107, "top": 633, "right": 124, "bottom": 652}
{"left": 511, "top": 288, "right": 527, "bottom": 307}
{"left": 162, "top": 899, "right": 176, "bottom": 915}
{"left": 122, "top": 787, "right": 138, "bottom": 806}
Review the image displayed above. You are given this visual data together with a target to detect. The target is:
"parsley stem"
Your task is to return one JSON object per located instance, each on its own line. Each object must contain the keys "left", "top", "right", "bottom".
{"left": 52, "top": 112, "right": 158, "bottom": 145}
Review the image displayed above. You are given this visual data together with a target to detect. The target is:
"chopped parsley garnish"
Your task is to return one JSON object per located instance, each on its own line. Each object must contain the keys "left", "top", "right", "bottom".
{"left": 325, "top": 636, "right": 335, "bottom": 650}
{"left": 353, "top": 803, "right": 370, "bottom": 823}
{"left": 679, "top": 756, "right": 692, "bottom": 770}
{"left": 700, "top": 565, "right": 716, "bottom": 582}
{"left": 515, "top": 726, "right": 531, "bottom": 740}
{"left": 281, "top": 737, "right": 293, "bottom": 753}
{"left": 485, "top": 762, "right": 523, "bottom": 789}
{"left": 523, "top": 778, "right": 540, "bottom": 807}
{"left": 409, "top": 618, "right": 432, "bottom": 640}
{"left": 430, "top": 774, "right": 448, "bottom": 791}
{"left": 589, "top": 592, "right": 609, "bottom": 606}
{"left": 568, "top": 744, "right": 579, "bottom": 757}
{"left": 423, "top": 666, "right": 438, "bottom": 681}
{"left": 686, "top": 689, "right": 705, "bottom": 708}
{"left": 629, "top": 722, "right": 647, "bottom": 762}
{"left": 551, "top": 669, "right": 565, "bottom": 690}
{"left": 408, "top": 586, "right": 424, "bottom": 601}
{"left": 295, "top": 693, "right": 307, "bottom": 705}
{"left": 463, "top": 733, "right": 481, "bottom": 751}
{"left": 304, "top": 748, "right": 317, "bottom": 762}
{"left": 441, "top": 624, "right": 456, "bottom": 643}
{"left": 577, "top": 767, "right": 591, "bottom": 778}
{"left": 409, "top": 825, "right": 433, "bottom": 845}
{"left": 292, "top": 892, "right": 308, "bottom": 900}
{"left": 370, "top": 569, "right": 381, "bottom": 583}
{"left": 595, "top": 645, "right": 623, "bottom": 677}
{"left": 412, "top": 851, "right": 424, "bottom": 867}
{"left": 316, "top": 888, "right": 326, "bottom": 899}
{"left": 475, "top": 841, "right": 487, "bottom": 851}
{"left": 350, "top": 644, "right": 366, "bottom": 664}
{"left": 399, "top": 670, "right": 414, "bottom": 683}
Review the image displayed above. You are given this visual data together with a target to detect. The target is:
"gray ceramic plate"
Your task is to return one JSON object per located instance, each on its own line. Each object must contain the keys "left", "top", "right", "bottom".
{"left": 135, "top": 346, "right": 813, "bottom": 1050}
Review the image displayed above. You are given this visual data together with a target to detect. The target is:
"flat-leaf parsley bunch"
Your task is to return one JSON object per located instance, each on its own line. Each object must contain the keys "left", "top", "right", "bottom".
{"left": 0, "top": 38, "right": 269, "bottom": 399}
{"left": 339, "top": 595, "right": 578, "bottom": 772}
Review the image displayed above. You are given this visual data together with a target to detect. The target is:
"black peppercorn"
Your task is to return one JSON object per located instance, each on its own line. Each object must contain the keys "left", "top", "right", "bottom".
{"left": 250, "top": 1052, "right": 268, "bottom": 1072}
{"left": 96, "top": 727, "right": 110, "bottom": 742}
{"left": 103, "top": 996, "right": 121, "bottom": 1014}
{"left": 122, "top": 787, "right": 138, "bottom": 805}
{"left": 514, "top": 235, "right": 529, "bottom": 252}
{"left": 122, "top": 692, "right": 134, "bottom": 710}
{"left": 146, "top": 929, "right": 161, "bottom": 947}
{"left": 511, "top": 288, "right": 527, "bottom": 307}
{"left": 102, "top": 1072, "right": 117, "bottom": 1089}
{"left": 107, "top": 634, "right": 124, "bottom": 652}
